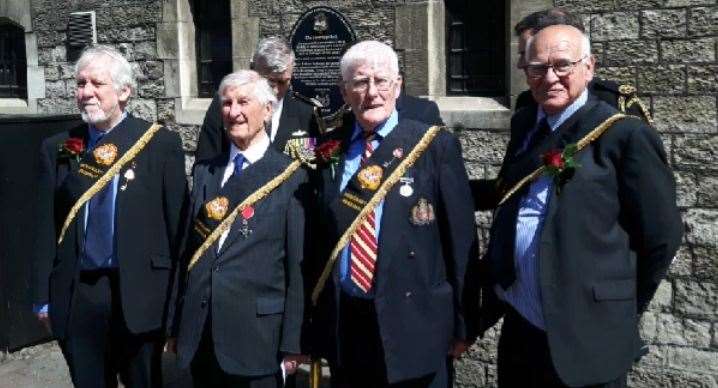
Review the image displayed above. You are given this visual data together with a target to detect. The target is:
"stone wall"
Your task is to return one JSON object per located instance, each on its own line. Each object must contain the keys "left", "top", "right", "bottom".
{"left": 456, "top": 0, "right": 718, "bottom": 386}
{"left": 25, "top": 0, "right": 718, "bottom": 386}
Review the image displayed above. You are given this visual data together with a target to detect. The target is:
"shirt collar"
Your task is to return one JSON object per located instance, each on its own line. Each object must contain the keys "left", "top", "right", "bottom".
{"left": 537, "top": 89, "right": 589, "bottom": 131}
{"left": 88, "top": 111, "right": 128, "bottom": 141}
{"left": 350, "top": 109, "right": 399, "bottom": 143}
{"left": 228, "top": 133, "right": 270, "bottom": 166}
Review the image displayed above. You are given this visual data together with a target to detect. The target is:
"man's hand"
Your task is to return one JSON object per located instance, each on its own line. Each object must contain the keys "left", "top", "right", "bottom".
{"left": 448, "top": 338, "right": 470, "bottom": 359}
{"left": 164, "top": 337, "right": 177, "bottom": 354}
{"left": 282, "top": 354, "right": 309, "bottom": 375}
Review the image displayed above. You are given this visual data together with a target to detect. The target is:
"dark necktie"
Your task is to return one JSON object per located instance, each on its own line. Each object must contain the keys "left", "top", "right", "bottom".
{"left": 233, "top": 153, "right": 245, "bottom": 177}
{"left": 84, "top": 133, "right": 114, "bottom": 268}
{"left": 523, "top": 117, "right": 551, "bottom": 153}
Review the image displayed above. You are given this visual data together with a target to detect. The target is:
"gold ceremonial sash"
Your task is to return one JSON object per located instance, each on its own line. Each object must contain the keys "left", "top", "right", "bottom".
{"left": 310, "top": 125, "right": 442, "bottom": 305}
{"left": 57, "top": 123, "right": 162, "bottom": 245}
{"left": 187, "top": 160, "right": 302, "bottom": 271}
{"left": 497, "top": 113, "right": 627, "bottom": 207}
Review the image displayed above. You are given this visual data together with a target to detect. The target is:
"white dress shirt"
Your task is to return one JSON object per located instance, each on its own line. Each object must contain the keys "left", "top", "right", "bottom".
{"left": 269, "top": 97, "right": 284, "bottom": 142}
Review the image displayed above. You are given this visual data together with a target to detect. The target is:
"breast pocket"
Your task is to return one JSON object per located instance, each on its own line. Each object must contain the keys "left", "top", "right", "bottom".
{"left": 256, "top": 296, "right": 285, "bottom": 316}
{"left": 593, "top": 279, "right": 635, "bottom": 301}
{"left": 150, "top": 254, "right": 172, "bottom": 270}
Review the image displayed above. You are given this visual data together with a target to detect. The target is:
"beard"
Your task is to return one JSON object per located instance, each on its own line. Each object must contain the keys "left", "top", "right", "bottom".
{"left": 79, "top": 102, "right": 115, "bottom": 125}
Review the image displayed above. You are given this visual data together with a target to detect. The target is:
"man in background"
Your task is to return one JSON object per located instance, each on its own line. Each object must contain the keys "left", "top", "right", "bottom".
{"left": 195, "top": 37, "right": 319, "bottom": 161}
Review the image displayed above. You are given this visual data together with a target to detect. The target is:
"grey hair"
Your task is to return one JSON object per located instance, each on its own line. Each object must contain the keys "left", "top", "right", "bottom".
{"left": 526, "top": 26, "right": 592, "bottom": 62}
{"left": 339, "top": 40, "right": 399, "bottom": 82}
{"left": 74, "top": 45, "right": 136, "bottom": 93}
{"left": 218, "top": 70, "right": 278, "bottom": 106}
{"left": 251, "top": 37, "right": 295, "bottom": 73}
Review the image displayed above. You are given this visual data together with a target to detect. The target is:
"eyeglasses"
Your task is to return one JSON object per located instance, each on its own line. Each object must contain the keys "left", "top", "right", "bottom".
{"left": 525, "top": 55, "right": 587, "bottom": 79}
{"left": 346, "top": 76, "right": 395, "bottom": 92}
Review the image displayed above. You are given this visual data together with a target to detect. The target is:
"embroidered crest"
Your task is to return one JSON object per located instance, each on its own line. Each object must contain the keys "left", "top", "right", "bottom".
{"left": 357, "top": 165, "right": 383, "bottom": 191}
{"left": 205, "top": 196, "right": 229, "bottom": 221}
{"left": 410, "top": 198, "right": 435, "bottom": 225}
{"left": 93, "top": 144, "right": 118, "bottom": 166}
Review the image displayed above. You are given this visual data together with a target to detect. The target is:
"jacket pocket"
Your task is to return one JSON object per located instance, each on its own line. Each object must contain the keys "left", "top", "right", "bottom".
{"left": 151, "top": 254, "right": 172, "bottom": 269}
{"left": 256, "top": 297, "right": 285, "bottom": 315}
{"left": 593, "top": 279, "right": 635, "bottom": 301}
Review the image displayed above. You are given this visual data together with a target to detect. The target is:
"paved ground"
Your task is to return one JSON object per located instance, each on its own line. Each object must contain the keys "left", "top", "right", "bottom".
{"left": 0, "top": 342, "right": 330, "bottom": 388}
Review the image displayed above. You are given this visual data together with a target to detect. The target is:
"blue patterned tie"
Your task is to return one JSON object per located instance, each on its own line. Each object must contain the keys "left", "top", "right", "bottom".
{"left": 84, "top": 133, "right": 115, "bottom": 268}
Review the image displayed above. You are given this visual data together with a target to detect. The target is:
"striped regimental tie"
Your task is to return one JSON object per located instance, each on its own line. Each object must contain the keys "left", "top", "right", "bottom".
{"left": 349, "top": 134, "right": 378, "bottom": 292}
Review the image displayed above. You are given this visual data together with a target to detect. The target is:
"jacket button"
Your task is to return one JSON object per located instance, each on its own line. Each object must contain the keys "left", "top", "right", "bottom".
{"left": 214, "top": 264, "right": 221, "bottom": 272}
{"left": 408, "top": 251, "right": 415, "bottom": 258}
{"left": 200, "top": 299, "right": 208, "bottom": 308}
{"left": 405, "top": 291, "right": 412, "bottom": 298}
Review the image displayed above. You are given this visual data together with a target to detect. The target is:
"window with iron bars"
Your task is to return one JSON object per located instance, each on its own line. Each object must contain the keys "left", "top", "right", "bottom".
{"left": 194, "top": 0, "right": 232, "bottom": 98}
{"left": 0, "top": 22, "right": 26, "bottom": 99}
{"left": 446, "top": 0, "right": 505, "bottom": 97}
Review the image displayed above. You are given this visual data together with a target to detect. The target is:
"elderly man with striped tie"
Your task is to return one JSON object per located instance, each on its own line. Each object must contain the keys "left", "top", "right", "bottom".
{"left": 309, "top": 40, "right": 479, "bottom": 388}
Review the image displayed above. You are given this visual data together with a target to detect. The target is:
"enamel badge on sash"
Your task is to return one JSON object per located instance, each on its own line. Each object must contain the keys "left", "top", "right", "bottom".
{"left": 205, "top": 196, "right": 229, "bottom": 221}
{"left": 357, "top": 165, "right": 383, "bottom": 191}
{"left": 93, "top": 144, "right": 118, "bottom": 166}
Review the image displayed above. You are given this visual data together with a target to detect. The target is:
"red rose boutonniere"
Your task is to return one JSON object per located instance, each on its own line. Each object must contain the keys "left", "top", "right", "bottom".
{"left": 315, "top": 139, "right": 342, "bottom": 177}
{"left": 542, "top": 144, "right": 579, "bottom": 193}
{"left": 57, "top": 137, "right": 85, "bottom": 162}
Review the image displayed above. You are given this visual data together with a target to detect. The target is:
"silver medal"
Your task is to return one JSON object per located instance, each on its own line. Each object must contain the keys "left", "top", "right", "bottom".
{"left": 400, "top": 183, "right": 413, "bottom": 197}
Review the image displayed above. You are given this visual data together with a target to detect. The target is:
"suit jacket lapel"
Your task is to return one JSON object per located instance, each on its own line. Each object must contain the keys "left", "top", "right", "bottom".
{"left": 77, "top": 116, "right": 140, "bottom": 254}
{"left": 193, "top": 154, "right": 226, "bottom": 262}
{"left": 115, "top": 116, "right": 147, "bottom": 214}
{"left": 323, "top": 122, "right": 353, "bottom": 203}
{"left": 273, "top": 94, "right": 298, "bottom": 151}
{"left": 500, "top": 98, "right": 600, "bottom": 192}
{"left": 203, "top": 155, "right": 225, "bottom": 206}
{"left": 372, "top": 124, "right": 413, "bottom": 276}
{"left": 539, "top": 96, "right": 608, "bottom": 242}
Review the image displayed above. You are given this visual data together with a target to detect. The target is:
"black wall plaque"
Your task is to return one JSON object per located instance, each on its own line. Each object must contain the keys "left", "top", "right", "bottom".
{"left": 290, "top": 6, "right": 356, "bottom": 117}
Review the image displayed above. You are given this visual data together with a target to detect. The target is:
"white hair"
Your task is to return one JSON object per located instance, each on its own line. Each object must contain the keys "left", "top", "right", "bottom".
{"left": 251, "top": 37, "right": 295, "bottom": 73}
{"left": 74, "top": 45, "right": 136, "bottom": 93}
{"left": 526, "top": 26, "right": 592, "bottom": 63}
{"left": 218, "top": 70, "right": 278, "bottom": 106}
{"left": 339, "top": 40, "right": 399, "bottom": 82}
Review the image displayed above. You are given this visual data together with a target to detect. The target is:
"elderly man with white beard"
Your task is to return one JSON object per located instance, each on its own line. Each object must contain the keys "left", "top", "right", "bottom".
{"left": 33, "top": 45, "right": 187, "bottom": 388}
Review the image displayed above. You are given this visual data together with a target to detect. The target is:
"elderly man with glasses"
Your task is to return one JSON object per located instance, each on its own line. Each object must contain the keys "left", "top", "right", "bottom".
{"left": 309, "top": 40, "right": 479, "bottom": 388}
{"left": 478, "top": 24, "right": 682, "bottom": 388}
